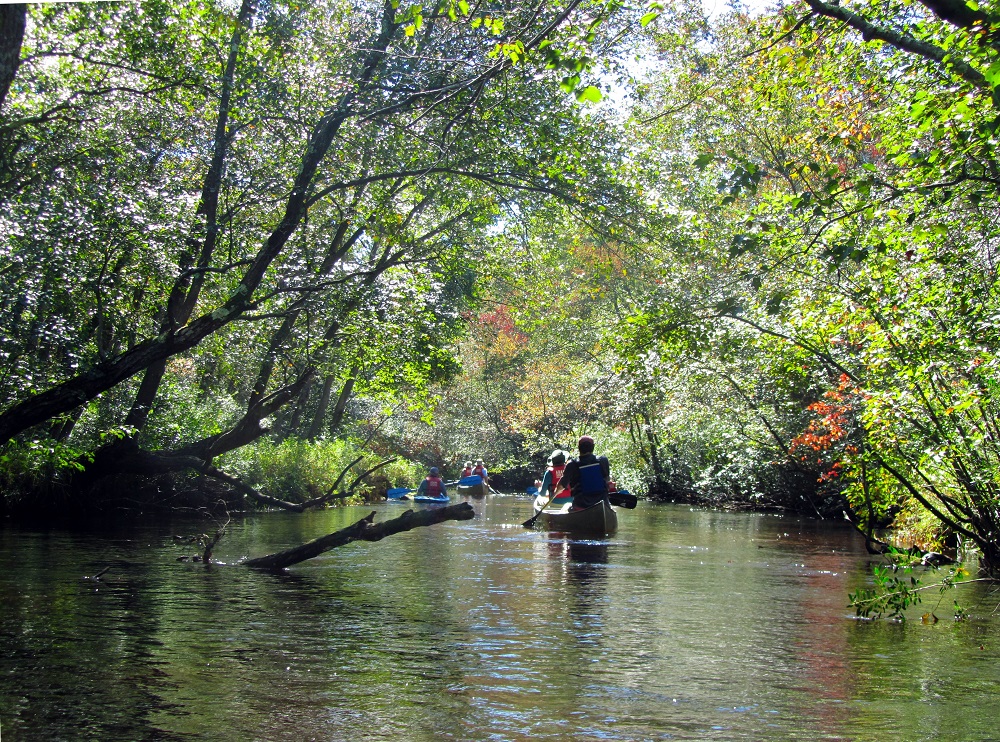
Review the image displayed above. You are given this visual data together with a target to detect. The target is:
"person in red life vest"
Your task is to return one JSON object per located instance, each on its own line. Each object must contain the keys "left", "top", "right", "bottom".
{"left": 537, "top": 449, "right": 572, "bottom": 506}
{"left": 472, "top": 459, "right": 488, "bottom": 484}
{"left": 415, "top": 466, "right": 448, "bottom": 499}
{"left": 556, "top": 436, "right": 611, "bottom": 511}
{"left": 461, "top": 461, "right": 474, "bottom": 478}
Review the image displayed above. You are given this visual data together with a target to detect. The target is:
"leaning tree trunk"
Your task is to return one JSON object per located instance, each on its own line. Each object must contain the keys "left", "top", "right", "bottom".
{"left": 123, "top": 0, "right": 258, "bottom": 435}
{"left": 0, "top": 4, "right": 25, "bottom": 113}
{"left": 245, "top": 502, "right": 475, "bottom": 569}
{"left": 328, "top": 373, "right": 357, "bottom": 435}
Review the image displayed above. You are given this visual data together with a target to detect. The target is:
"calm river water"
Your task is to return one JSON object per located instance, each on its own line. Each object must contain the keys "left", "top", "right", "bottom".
{"left": 1, "top": 496, "right": 998, "bottom": 741}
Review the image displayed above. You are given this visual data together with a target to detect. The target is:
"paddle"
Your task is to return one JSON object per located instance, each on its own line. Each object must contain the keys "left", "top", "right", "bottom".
{"left": 608, "top": 490, "right": 638, "bottom": 509}
{"left": 522, "top": 487, "right": 562, "bottom": 528}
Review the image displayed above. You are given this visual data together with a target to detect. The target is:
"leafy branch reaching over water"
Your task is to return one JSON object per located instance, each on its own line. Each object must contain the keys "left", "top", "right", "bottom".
{"left": 849, "top": 562, "right": 993, "bottom": 621}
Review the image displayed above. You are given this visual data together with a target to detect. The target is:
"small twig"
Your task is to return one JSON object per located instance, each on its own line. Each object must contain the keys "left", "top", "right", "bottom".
{"left": 202, "top": 519, "right": 231, "bottom": 565}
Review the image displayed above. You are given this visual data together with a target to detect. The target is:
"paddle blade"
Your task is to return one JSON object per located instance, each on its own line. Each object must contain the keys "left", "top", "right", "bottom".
{"left": 522, "top": 490, "right": 560, "bottom": 527}
{"left": 609, "top": 491, "right": 637, "bottom": 509}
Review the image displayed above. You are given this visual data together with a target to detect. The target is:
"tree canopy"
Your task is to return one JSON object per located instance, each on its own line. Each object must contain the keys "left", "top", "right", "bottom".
{"left": 0, "top": 0, "right": 642, "bottom": 509}
{"left": 2, "top": 0, "right": 1000, "bottom": 575}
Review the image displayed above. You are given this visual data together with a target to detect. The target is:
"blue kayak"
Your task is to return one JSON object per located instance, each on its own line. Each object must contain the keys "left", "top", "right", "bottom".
{"left": 412, "top": 493, "right": 450, "bottom": 503}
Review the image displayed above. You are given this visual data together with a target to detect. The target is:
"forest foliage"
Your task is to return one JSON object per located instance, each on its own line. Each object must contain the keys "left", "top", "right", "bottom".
{"left": 1, "top": 0, "right": 999, "bottom": 574}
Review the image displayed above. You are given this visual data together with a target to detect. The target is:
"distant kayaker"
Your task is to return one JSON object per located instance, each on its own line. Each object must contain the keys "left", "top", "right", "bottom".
{"left": 556, "top": 436, "right": 611, "bottom": 511}
{"left": 472, "top": 459, "right": 489, "bottom": 484}
{"left": 415, "top": 467, "right": 448, "bottom": 499}
{"left": 461, "top": 461, "right": 474, "bottom": 478}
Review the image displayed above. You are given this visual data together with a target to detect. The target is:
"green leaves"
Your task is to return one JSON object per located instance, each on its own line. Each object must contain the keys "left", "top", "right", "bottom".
{"left": 576, "top": 85, "right": 603, "bottom": 103}
{"left": 471, "top": 14, "right": 504, "bottom": 35}
{"left": 640, "top": 0, "right": 664, "bottom": 27}
{"left": 445, "top": 0, "right": 470, "bottom": 22}
{"left": 765, "top": 291, "right": 785, "bottom": 316}
{"left": 693, "top": 153, "right": 715, "bottom": 171}
{"left": 713, "top": 296, "right": 742, "bottom": 316}
{"left": 849, "top": 563, "right": 923, "bottom": 620}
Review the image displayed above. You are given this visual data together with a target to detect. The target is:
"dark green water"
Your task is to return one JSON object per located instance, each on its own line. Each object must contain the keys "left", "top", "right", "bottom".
{"left": 1, "top": 497, "right": 997, "bottom": 741}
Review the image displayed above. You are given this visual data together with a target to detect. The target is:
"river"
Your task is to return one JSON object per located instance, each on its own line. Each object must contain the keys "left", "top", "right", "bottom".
{"left": 1, "top": 496, "right": 997, "bottom": 741}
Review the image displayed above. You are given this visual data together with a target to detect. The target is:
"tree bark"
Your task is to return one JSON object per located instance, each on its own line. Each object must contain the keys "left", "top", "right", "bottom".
{"left": 0, "top": 4, "right": 25, "bottom": 113}
{"left": 329, "top": 373, "right": 357, "bottom": 435}
{"left": 244, "top": 502, "right": 475, "bottom": 569}
{"left": 307, "top": 374, "right": 335, "bottom": 440}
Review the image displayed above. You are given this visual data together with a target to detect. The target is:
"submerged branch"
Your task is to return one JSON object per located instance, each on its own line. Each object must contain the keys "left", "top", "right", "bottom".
{"left": 244, "top": 502, "right": 476, "bottom": 569}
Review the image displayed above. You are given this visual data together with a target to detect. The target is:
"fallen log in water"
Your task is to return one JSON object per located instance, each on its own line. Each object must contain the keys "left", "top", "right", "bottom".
{"left": 244, "top": 502, "right": 476, "bottom": 570}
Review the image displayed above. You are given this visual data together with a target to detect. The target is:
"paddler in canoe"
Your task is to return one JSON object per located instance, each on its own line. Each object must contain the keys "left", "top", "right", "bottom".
{"left": 558, "top": 436, "right": 611, "bottom": 512}
{"left": 527, "top": 436, "right": 621, "bottom": 534}
{"left": 456, "top": 459, "right": 490, "bottom": 497}
{"left": 532, "top": 449, "right": 572, "bottom": 511}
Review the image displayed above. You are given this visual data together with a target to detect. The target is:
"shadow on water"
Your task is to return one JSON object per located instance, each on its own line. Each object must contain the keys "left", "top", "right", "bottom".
{"left": 541, "top": 536, "right": 610, "bottom": 612}
{"left": 564, "top": 538, "right": 609, "bottom": 600}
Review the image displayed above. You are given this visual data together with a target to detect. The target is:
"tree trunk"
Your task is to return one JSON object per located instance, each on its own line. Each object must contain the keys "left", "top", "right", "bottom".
{"left": 49, "top": 406, "right": 85, "bottom": 442}
{"left": 245, "top": 502, "right": 475, "bottom": 569}
{"left": 641, "top": 411, "right": 666, "bottom": 485}
{"left": 123, "top": 0, "right": 257, "bottom": 434}
{"left": 329, "top": 373, "right": 356, "bottom": 434}
{"left": 277, "top": 374, "right": 313, "bottom": 440}
{"left": 916, "top": 0, "right": 994, "bottom": 29}
{"left": 0, "top": 4, "right": 25, "bottom": 113}
{"left": 307, "top": 374, "right": 335, "bottom": 440}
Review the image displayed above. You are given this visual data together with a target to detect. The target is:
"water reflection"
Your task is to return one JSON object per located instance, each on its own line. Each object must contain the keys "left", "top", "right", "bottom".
{"left": 562, "top": 538, "right": 609, "bottom": 604}
{"left": 1, "top": 501, "right": 999, "bottom": 741}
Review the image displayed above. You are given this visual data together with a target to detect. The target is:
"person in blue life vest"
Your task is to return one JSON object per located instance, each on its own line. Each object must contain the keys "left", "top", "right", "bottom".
{"left": 555, "top": 436, "right": 611, "bottom": 511}
{"left": 415, "top": 466, "right": 448, "bottom": 499}
{"left": 537, "top": 449, "right": 572, "bottom": 505}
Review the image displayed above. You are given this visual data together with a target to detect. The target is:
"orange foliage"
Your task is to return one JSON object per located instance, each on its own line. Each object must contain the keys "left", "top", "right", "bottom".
{"left": 476, "top": 306, "right": 528, "bottom": 345}
{"left": 789, "top": 374, "right": 862, "bottom": 482}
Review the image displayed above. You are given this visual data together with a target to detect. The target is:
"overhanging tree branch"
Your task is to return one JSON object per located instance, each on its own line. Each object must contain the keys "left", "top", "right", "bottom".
{"left": 803, "top": 0, "right": 989, "bottom": 89}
